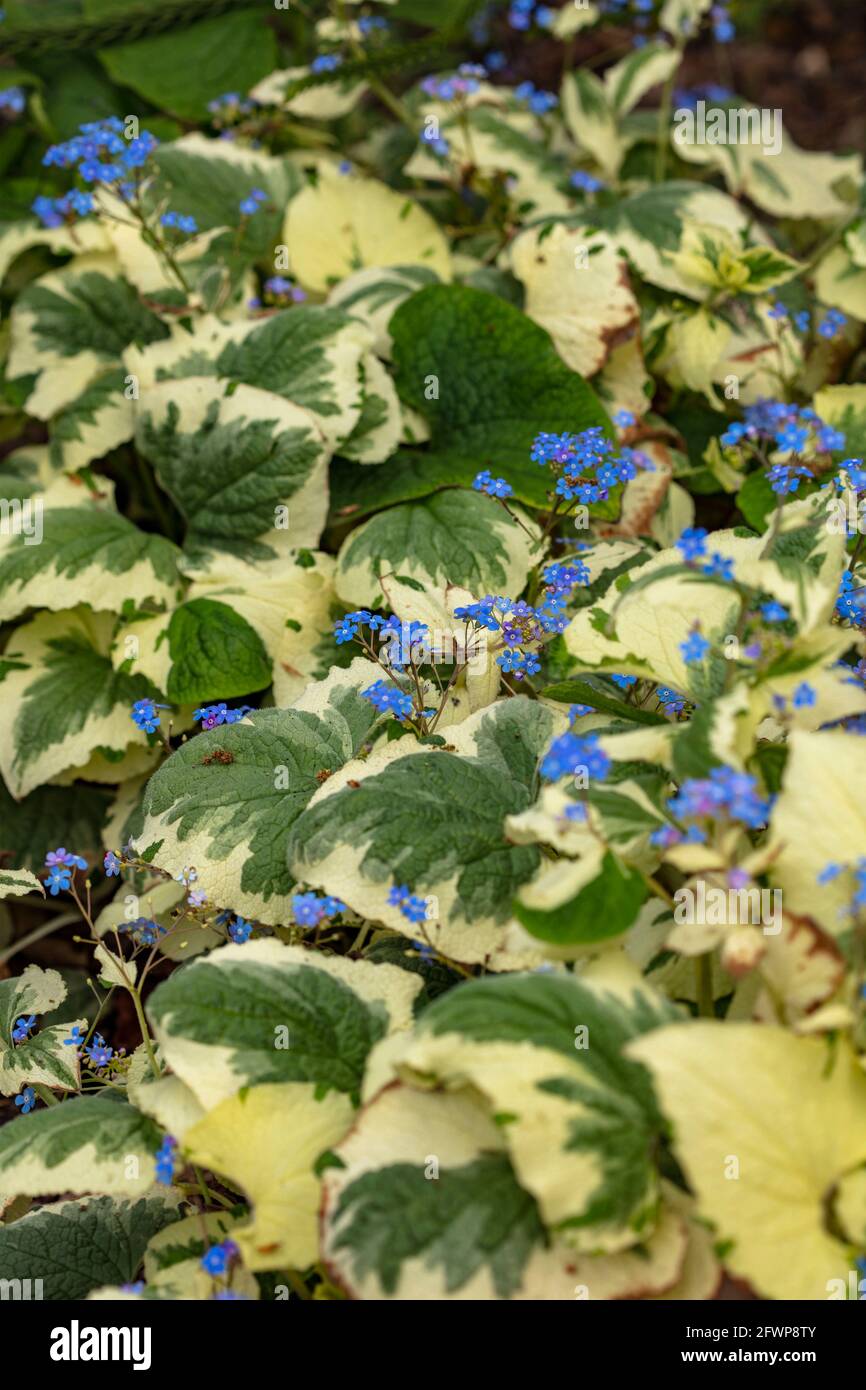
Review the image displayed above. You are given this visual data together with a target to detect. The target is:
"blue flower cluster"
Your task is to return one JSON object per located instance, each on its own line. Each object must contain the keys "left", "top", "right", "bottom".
{"left": 161, "top": 210, "right": 197, "bottom": 235}
{"left": 651, "top": 767, "right": 772, "bottom": 849}
{"left": 155, "top": 1134, "right": 178, "bottom": 1185}
{"left": 570, "top": 170, "right": 605, "bottom": 194}
{"left": 420, "top": 64, "right": 486, "bottom": 101}
{"left": 721, "top": 400, "right": 846, "bottom": 495}
{"left": 711, "top": 3, "right": 735, "bottom": 42}
{"left": 389, "top": 885, "right": 429, "bottom": 924}
{"left": 0, "top": 86, "right": 26, "bottom": 117}
{"left": 43, "top": 846, "right": 87, "bottom": 894}
{"left": 260, "top": 274, "right": 306, "bottom": 305}
{"left": 122, "top": 917, "right": 166, "bottom": 946}
{"left": 291, "top": 892, "right": 346, "bottom": 927}
{"left": 85, "top": 1033, "right": 114, "bottom": 1068}
{"left": 473, "top": 469, "right": 513, "bottom": 499}
{"left": 362, "top": 679, "right": 415, "bottom": 720}
{"left": 35, "top": 117, "right": 158, "bottom": 226}
{"left": 131, "top": 698, "right": 169, "bottom": 734}
{"left": 507, "top": 0, "right": 555, "bottom": 29}
{"left": 540, "top": 732, "right": 611, "bottom": 782}
{"left": 193, "top": 702, "right": 253, "bottom": 730}
{"left": 12, "top": 1014, "right": 35, "bottom": 1044}
{"left": 531, "top": 427, "right": 654, "bottom": 504}
{"left": 514, "top": 81, "right": 558, "bottom": 115}
{"left": 837, "top": 571, "right": 866, "bottom": 627}
{"left": 207, "top": 92, "right": 257, "bottom": 121}
{"left": 239, "top": 187, "right": 268, "bottom": 216}
{"left": 311, "top": 54, "right": 343, "bottom": 74}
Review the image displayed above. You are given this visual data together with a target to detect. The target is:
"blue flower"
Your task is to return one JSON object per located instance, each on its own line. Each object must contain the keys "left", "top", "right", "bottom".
{"left": 45, "top": 847, "right": 87, "bottom": 870}
{"left": 311, "top": 53, "right": 342, "bottom": 73}
{"left": 760, "top": 600, "right": 789, "bottom": 623}
{"left": 239, "top": 187, "right": 268, "bottom": 216}
{"left": 703, "top": 553, "right": 735, "bottom": 582}
{"left": 362, "top": 679, "right": 414, "bottom": 721}
{"left": 229, "top": 915, "right": 253, "bottom": 944}
{"left": 676, "top": 526, "right": 708, "bottom": 562}
{"left": 160, "top": 211, "right": 198, "bottom": 234}
{"left": 15, "top": 1087, "right": 36, "bottom": 1114}
{"left": 292, "top": 892, "right": 345, "bottom": 927}
{"left": 104, "top": 851, "right": 122, "bottom": 876}
{"left": 64, "top": 1025, "right": 85, "bottom": 1049}
{"left": 473, "top": 468, "right": 513, "bottom": 498}
{"left": 541, "top": 732, "right": 610, "bottom": 783}
{"left": 570, "top": 170, "right": 605, "bottom": 194}
{"left": 45, "top": 866, "right": 72, "bottom": 895}
{"left": 155, "top": 1134, "right": 178, "bottom": 1185}
{"left": 611, "top": 673, "right": 637, "bottom": 690}
{"left": 201, "top": 1241, "right": 238, "bottom": 1276}
{"left": 12, "top": 1015, "right": 36, "bottom": 1044}
{"left": 613, "top": 409, "right": 635, "bottom": 428}
{"left": 85, "top": 1033, "right": 113, "bottom": 1068}
{"left": 818, "top": 309, "right": 846, "bottom": 340}
{"left": 389, "top": 885, "right": 428, "bottom": 924}
{"left": 792, "top": 681, "right": 816, "bottom": 709}
{"left": 679, "top": 627, "right": 709, "bottom": 664}
{"left": 131, "top": 698, "right": 168, "bottom": 733}
{"left": 124, "top": 917, "right": 165, "bottom": 945}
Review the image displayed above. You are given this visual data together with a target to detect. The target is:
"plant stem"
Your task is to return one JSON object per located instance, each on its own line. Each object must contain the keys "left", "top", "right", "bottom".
{"left": 695, "top": 954, "right": 714, "bottom": 1018}
{"left": 33, "top": 1083, "right": 59, "bottom": 1107}
{"left": 129, "top": 986, "right": 161, "bottom": 1079}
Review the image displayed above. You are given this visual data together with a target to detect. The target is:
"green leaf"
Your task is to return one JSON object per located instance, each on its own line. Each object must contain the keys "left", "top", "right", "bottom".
{"left": 386, "top": 284, "right": 610, "bottom": 508}
{"left": 214, "top": 307, "right": 369, "bottom": 443}
{"left": 514, "top": 850, "right": 648, "bottom": 946}
{"left": 737, "top": 470, "right": 777, "bottom": 531}
{"left": 98, "top": 9, "right": 279, "bottom": 122}
{"left": 0, "top": 778, "right": 111, "bottom": 871}
{"left": 410, "top": 966, "right": 681, "bottom": 1250}
{"left": 0, "top": 1095, "right": 162, "bottom": 1197}
{"left": 132, "top": 661, "right": 380, "bottom": 922}
{"left": 20, "top": 269, "right": 168, "bottom": 360}
{"left": 0, "top": 506, "right": 181, "bottom": 623}
{"left": 0, "top": 608, "right": 159, "bottom": 799}
{"left": 150, "top": 134, "right": 301, "bottom": 263}
{"left": 542, "top": 678, "right": 667, "bottom": 726}
{"left": 165, "top": 597, "right": 271, "bottom": 705}
{"left": 0, "top": 965, "right": 83, "bottom": 1095}
{"left": 48, "top": 366, "right": 134, "bottom": 471}
{"left": 333, "top": 1150, "right": 544, "bottom": 1298}
{"left": 289, "top": 699, "right": 558, "bottom": 963}
{"left": 135, "top": 377, "right": 331, "bottom": 549}
{"left": 147, "top": 940, "right": 421, "bottom": 1109}
{"left": 0, "top": 1194, "right": 180, "bottom": 1301}
{"left": 335, "top": 489, "right": 539, "bottom": 608}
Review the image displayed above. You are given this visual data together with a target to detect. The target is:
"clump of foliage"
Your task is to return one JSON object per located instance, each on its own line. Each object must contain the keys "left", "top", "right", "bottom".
{"left": 0, "top": 0, "right": 865, "bottom": 1304}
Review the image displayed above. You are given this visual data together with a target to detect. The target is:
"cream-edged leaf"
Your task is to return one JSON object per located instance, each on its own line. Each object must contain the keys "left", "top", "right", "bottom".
{"left": 284, "top": 170, "right": 451, "bottom": 293}
{"left": 185, "top": 1082, "right": 353, "bottom": 1271}
{"left": 0, "top": 965, "right": 82, "bottom": 1096}
{"left": 509, "top": 225, "right": 639, "bottom": 377}
{"left": 147, "top": 939, "right": 421, "bottom": 1110}
{"left": 131, "top": 659, "right": 381, "bottom": 922}
{"left": 629, "top": 1023, "right": 866, "bottom": 1300}
{"left": 334, "top": 489, "right": 540, "bottom": 608}
{"left": 135, "top": 376, "right": 331, "bottom": 549}
{"left": 0, "top": 1096, "right": 162, "bottom": 1198}
{"left": 0, "top": 608, "right": 157, "bottom": 799}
